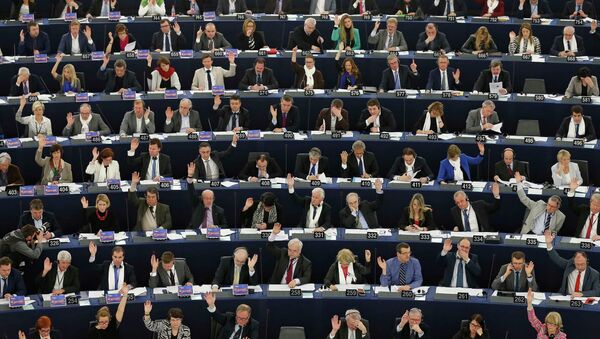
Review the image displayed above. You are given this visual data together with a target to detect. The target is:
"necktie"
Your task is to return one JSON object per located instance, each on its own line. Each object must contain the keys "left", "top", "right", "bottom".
{"left": 577, "top": 5, "right": 581, "bottom": 13}
{"left": 394, "top": 71, "right": 401, "bottom": 89}
{"left": 463, "top": 209, "right": 471, "bottom": 231}
{"left": 482, "top": 116, "right": 487, "bottom": 125}
{"left": 456, "top": 258, "right": 464, "bottom": 287}
{"left": 233, "top": 326, "right": 242, "bottom": 339}
{"left": 567, "top": 40, "right": 572, "bottom": 51}
{"left": 256, "top": 73, "right": 263, "bottom": 85}
{"left": 23, "top": 82, "right": 29, "bottom": 95}
{"left": 586, "top": 213, "right": 596, "bottom": 239}
{"left": 574, "top": 271, "right": 582, "bottom": 292}
{"left": 359, "top": 0, "right": 364, "bottom": 14}
{"left": 276, "top": 0, "right": 282, "bottom": 13}
{"left": 204, "top": 160, "right": 214, "bottom": 180}
{"left": 493, "top": 76, "right": 498, "bottom": 83}
{"left": 1, "top": 278, "right": 6, "bottom": 296}
{"left": 514, "top": 271, "right": 520, "bottom": 292}
{"left": 312, "top": 206, "right": 318, "bottom": 219}
{"left": 544, "top": 213, "right": 552, "bottom": 231}
{"left": 576, "top": 124, "right": 581, "bottom": 138}
{"left": 285, "top": 259, "right": 295, "bottom": 283}
{"left": 169, "top": 270, "right": 175, "bottom": 285}
{"left": 151, "top": 157, "right": 157, "bottom": 179}
{"left": 101, "top": 0, "right": 110, "bottom": 16}
{"left": 282, "top": 112, "right": 288, "bottom": 128}
{"left": 386, "top": 35, "right": 393, "bottom": 49}
{"left": 104, "top": 166, "right": 109, "bottom": 181}
{"left": 231, "top": 113, "right": 238, "bottom": 130}
{"left": 355, "top": 211, "right": 361, "bottom": 228}
{"left": 507, "top": 164, "right": 513, "bottom": 176}
{"left": 67, "top": 6, "right": 72, "bottom": 14}
{"left": 202, "top": 207, "right": 209, "bottom": 228}
{"left": 398, "top": 263, "right": 407, "bottom": 286}
{"left": 0, "top": 172, "right": 7, "bottom": 186}
{"left": 113, "top": 266, "right": 120, "bottom": 290}
{"left": 309, "top": 165, "right": 316, "bottom": 176}
{"left": 164, "top": 33, "right": 171, "bottom": 52}
{"left": 208, "top": 39, "right": 214, "bottom": 50}
{"left": 206, "top": 70, "right": 213, "bottom": 90}
{"left": 233, "top": 266, "right": 240, "bottom": 285}
{"left": 358, "top": 157, "right": 364, "bottom": 176}
{"left": 410, "top": 330, "right": 417, "bottom": 339}
{"left": 532, "top": 4, "right": 537, "bottom": 16}
{"left": 149, "top": 206, "right": 155, "bottom": 219}
{"left": 442, "top": 71, "right": 448, "bottom": 90}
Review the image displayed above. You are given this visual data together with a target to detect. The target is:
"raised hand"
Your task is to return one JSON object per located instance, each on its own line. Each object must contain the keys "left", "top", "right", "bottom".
{"left": 340, "top": 151, "right": 348, "bottom": 164}
{"left": 18, "top": 331, "right": 26, "bottom": 339}
{"left": 19, "top": 95, "right": 26, "bottom": 108}
{"left": 108, "top": 31, "right": 114, "bottom": 42}
{"left": 19, "top": 29, "right": 25, "bottom": 42}
{"left": 144, "top": 107, "right": 151, "bottom": 120}
{"left": 146, "top": 53, "right": 152, "bottom": 66}
{"left": 569, "top": 177, "right": 579, "bottom": 192}
{"left": 376, "top": 256, "right": 386, "bottom": 271}
{"left": 214, "top": 95, "right": 222, "bottom": 107}
{"left": 525, "top": 261, "right": 534, "bottom": 276}
{"left": 56, "top": 53, "right": 64, "bottom": 64}
{"left": 227, "top": 52, "right": 235, "bottom": 64}
{"left": 272, "top": 222, "right": 282, "bottom": 235}
{"left": 187, "top": 162, "right": 195, "bottom": 178}
{"left": 452, "top": 68, "right": 461, "bottom": 82}
{"left": 514, "top": 171, "right": 523, "bottom": 183}
{"left": 331, "top": 315, "right": 342, "bottom": 331}
{"left": 83, "top": 26, "right": 93, "bottom": 40}
{"left": 144, "top": 300, "right": 152, "bottom": 314}
{"left": 91, "top": 147, "right": 100, "bottom": 160}
{"left": 526, "top": 288, "right": 533, "bottom": 306}
{"left": 196, "top": 26, "right": 204, "bottom": 39}
{"left": 508, "top": 31, "right": 516, "bottom": 40}
{"left": 286, "top": 173, "right": 294, "bottom": 189}
{"left": 150, "top": 254, "right": 159, "bottom": 272}
{"left": 491, "top": 182, "right": 499, "bottom": 197}
{"left": 89, "top": 241, "right": 97, "bottom": 257}
{"left": 477, "top": 142, "right": 485, "bottom": 155}
{"left": 543, "top": 229, "right": 554, "bottom": 247}
{"left": 37, "top": 134, "right": 46, "bottom": 150}
{"left": 270, "top": 105, "right": 277, "bottom": 119}
{"left": 173, "top": 21, "right": 181, "bottom": 34}
{"left": 102, "top": 53, "right": 110, "bottom": 67}
{"left": 66, "top": 112, "right": 75, "bottom": 127}
{"left": 248, "top": 254, "right": 258, "bottom": 270}
{"left": 43, "top": 257, "right": 53, "bottom": 274}
{"left": 203, "top": 291, "right": 216, "bottom": 307}
{"left": 410, "top": 59, "right": 417, "bottom": 73}
{"left": 374, "top": 179, "right": 383, "bottom": 192}
{"left": 373, "top": 21, "right": 380, "bottom": 31}
{"left": 80, "top": 196, "right": 89, "bottom": 209}
{"left": 131, "top": 171, "right": 141, "bottom": 185}
{"left": 364, "top": 250, "right": 371, "bottom": 263}
{"left": 333, "top": 15, "right": 340, "bottom": 26}
{"left": 442, "top": 238, "right": 453, "bottom": 253}
{"left": 592, "top": 20, "right": 598, "bottom": 32}
{"left": 165, "top": 107, "right": 175, "bottom": 122}
{"left": 399, "top": 310, "right": 409, "bottom": 326}
{"left": 244, "top": 197, "right": 254, "bottom": 210}
{"left": 130, "top": 137, "right": 139, "bottom": 151}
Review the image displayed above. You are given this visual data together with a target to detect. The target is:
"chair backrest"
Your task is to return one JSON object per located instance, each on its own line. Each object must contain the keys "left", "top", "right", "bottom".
{"left": 521, "top": 161, "right": 530, "bottom": 179}
{"left": 515, "top": 120, "right": 541, "bottom": 136}
{"left": 248, "top": 152, "right": 271, "bottom": 163}
{"left": 76, "top": 72, "right": 86, "bottom": 91}
{"left": 278, "top": 326, "right": 306, "bottom": 339}
{"left": 571, "top": 159, "right": 589, "bottom": 186}
{"left": 287, "top": 31, "right": 294, "bottom": 49}
{"left": 89, "top": 321, "right": 98, "bottom": 329}
{"left": 523, "top": 78, "right": 546, "bottom": 94}
{"left": 210, "top": 317, "right": 224, "bottom": 339}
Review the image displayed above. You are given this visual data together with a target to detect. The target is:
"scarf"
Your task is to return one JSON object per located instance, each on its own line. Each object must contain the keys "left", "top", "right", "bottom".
{"left": 251, "top": 202, "right": 278, "bottom": 227}
{"left": 96, "top": 209, "right": 108, "bottom": 221}
{"left": 140, "top": 0, "right": 164, "bottom": 6}
{"left": 567, "top": 117, "right": 586, "bottom": 138}
{"left": 339, "top": 72, "right": 356, "bottom": 89}
{"left": 119, "top": 35, "right": 129, "bottom": 51}
{"left": 157, "top": 66, "right": 176, "bottom": 80}
{"left": 337, "top": 262, "right": 357, "bottom": 284}
{"left": 486, "top": 0, "right": 499, "bottom": 14}
{"left": 49, "top": 159, "right": 63, "bottom": 181}
{"left": 518, "top": 37, "right": 535, "bottom": 54}
{"left": 80, "top": 114, "right": 91, "bottom": 133}
{"left": 449, "top": 158, "right": 463, "bottom": 181}
{"left": 422, "top": 111, "right": 442, "bottom": 133}
{"left": 304, "top": 65, "right": 316, "bottom": 88}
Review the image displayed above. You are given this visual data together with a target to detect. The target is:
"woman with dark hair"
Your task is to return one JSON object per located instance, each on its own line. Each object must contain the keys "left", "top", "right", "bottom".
{"left": 451, "top": 314, "right": 490, "bottom": 339}
{"left": 35, "top": 136, "right": 72, "bottom": 184}
{"left": 241, "top": 192, "right": 284, "bottom": 229}
{"left": 105, "top": 24, "right": 137, "bottom": 54}
{"left": 399, "top": 193, "right": 436, "bottom": 231}
{"left": 237, "top": 18, "right": 266, "bottom": 50}
{"left": 335, "top": 43, "right": 362, "bottom": 90}
{"left": 80, "top": 194, "right": 119, "bottom": 233}
{"left": 565, "top": 66, "right": 599, "bottom": 98}
{"left": 85, "top": 147, "right": 121, "bottom": 182}
{"left": 437, "top": 143, "right": 485, "bottom": 183}
{"left": 143, "top": 301, "right": 191, "bottom": 339}
{"left": 19, "top": 316, "right": 63, "bottom": 339}
{"left": 146, "top": 55, "right": 181, "bottom": 91}
{"left": 508, "top": 23, "right": 541, "bottom": 55}
{"left": 86, "top": 286, "right": 128, "bottom": 339}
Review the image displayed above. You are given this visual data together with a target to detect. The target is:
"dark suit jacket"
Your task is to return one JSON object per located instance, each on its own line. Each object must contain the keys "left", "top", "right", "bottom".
{"left": 96, "top": 260, "right": 137, "bottom": 291}
{"left": 550, "top": 35, "right": 586, "bottom": 56}
{"left": 238, "top": 157, "right": 283, "bottom": 180}
{"left": 339, "top": 193, "right": 384, "bottom": 228}
{"left": 494, "top": 159, "right": 529, "bottom": 181}
{"left": 192, "top": 145, "right": 236, "bottom": 180}
{"left": 340, "top": 151, "right": 380, "bottom": 178}
{"left": 379, "top": 65, "right": 417, "bottom": 91}
{"left": 128, "top": 191, "right": 172, "bottom": 230}
{"left": 491, "top": 264, "right": 538, "bottom": 291}
{"left": 17, "top": 31, "right": 51, "bottom": 56}
{"left": 212, "top": 256, "right": 258, "bottom": 286}
{"left": 87, "top": 0, "right": 119, "bottom": 16}
{"left": 239, "top": 67, "right": 279, "bottom": 89}
{"left": 176, "top": 0, "right": 203, "bottom": 14}
{"left": 556, "top": 116, "right": 596, "bottom": 141}
{"left": 36, "top": 264, "right": 80, "bottom": 294}
{"left": 9, "top": 74, "right": 45, "bottom": 96}
{"left": 428, "top": 0, "right": 467, "bottom": 15}
{"left": 51, "top": 0, "right": 83, "bottom": 18}
{"left": 450, "top": 199, "right": 500, "bottom": 232}
{"left": 288, "top": 25, "right": 323, "bottom": 50}
{"left": 388, "top": 156, "right": 434, "bottom": 180}
{"left": 394, "top": 321, "right": 431, "bottom": 339}
{"left": 148, "top": 260, "right": 194, "bottom": 287}
{"left": 211, "top": 309, "right": 259, "bottom": 339}
{"left": 294, "top": 156, "right": 330, "bottom": 178}
{"left": 347, "top": 0, "right": 380, "bottom": 14}
{"left": 106, "top": 33, "right": 136, "bottom": 53}
{"left": 356, "top": 107, "right": 396, "bottom": 132}
{"left": 426, "top": 67, "right": 461, "bottom": 90}
{"left": 549, "top": 248, "right": 600, "bottom": 296}
{"left": 413, "top": 110, "right": 449, "bottom": 134}
{"left": 127, "top": 152, "right": 173, "bottom": 179}
{"left": 150, "top": 30, "right": 187, "bottom": 51}
{"left": 316, "top": 108, "right": 350, "bottom": 131}
{"left": 562, "top": 0, "right": 597, "bottom": 18}
{"left": 3, "top": 164, "right": 25, "bottom": 186}
{"left": 436, "top": 252, "right": 482, "bottom": 287}
{"left": 216, "top": 0, "right": 248, "bottom": 14}
{"left": 416, "top": 32, "right": 452, "bottom": 52}
{"left": 57, "top": 32, "right": 96, "bottom": 54}
{"left": 241, "top": 200, "right": 284, "bottom": 228}
{"left": 399, "top": 206, "right": 437, "bottom": 230}
{"left": 323, "top": 262, "right": 371, "bottom": 287}
{"left": 187, "top": 183, "right": 228, "bottom": 228}
{"left": 289, "top": 192, "right": 332, "bottom": 229}
{"left": 569, "top": 196, "right": 600, "bottom": 238}
{"left": 26, "top": 331, "right": 62, "bottom": 339}
{"left": 236, "top": 31, "right": 266, "bottom": 50}
{"left": 164, "top": 109, "right": 203, "bottom": 133}
{"left": 329, "top": 319, "right": 370, "bottom": 339}
{"left": 10, "top": 0, "right": 37, "bottom": 19}
{"left": 18, "top": 210, "right": 62, "bottom": 236}
{"left": 215, "top": 106, "right": 250, "bottom": 131}
{"left": 473, "top": 70, "right": 513, "bottom": 93}
{"left": 264, "top": 0, "right": 294, "bottom": 13}
{"left": 1, "top": 267, "right": 26, "bottom": 296}
{"left": 267, "top": 241, "right": 312, "bottom": 284}
{"left": 267, "top": 104, "right": 300, "bottom": 132}
{"left": 515, "top": 0, "right": 552, "bottom": 18}
{"left": 97, "top": 68, "right": 142, "bottom": 93}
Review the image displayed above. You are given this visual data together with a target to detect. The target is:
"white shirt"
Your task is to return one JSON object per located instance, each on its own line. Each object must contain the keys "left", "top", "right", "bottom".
{"left": 563, "top": 37, "right": 578, "bottom": 52}
{"left": 180, "top": 114, "right": 191, "bottom": 132}
{"left": 404, "top": 161, "right": 415, "bottom": 177}
{"left": 531, "top": 212, "right": 552, "bottom": 235}
{"left": 450, "top": 255, "right": 469, "bottom": 287}
{"left": 71, "top": 34, "right": 81, "bottom": 54}
{"left": 580, "top": 213, "right": 598, "bottom": 239}
{"left": 146, "top": 156, "right": 161, "bottom": 180}
{"left": 135, "top": 117, "right": 143, "bottom": 133}
{"left": 568, "top": 269, "right": 586, "bottom": 294}
{"left": 85, "top": 160, "right": 121, "bottom": 183}
{"left": 365, "top": 116, "right": 380, "bottom": 128}
{"left": 19, "top": 4, "right": 30, "bottom": 16}
{"left": 315, "top": 0, "right": 325, "bottom": 13}
{"left": 204, "top": 68, "right": 215, "bottom": 89}
{"left": 108, "top": 262, "right": 125, "bottom": 290}
{"left": 142, "top": 205, "right": 158, "bottom": 231}
{"left": 307, "top": 162, "right": 319, "bottom": 179}
{"left": 228, "top": 0, "right": 237, "bottom": 13}
{"left": 53, "top": 268, "right": 66, "bottom": 290}
{"left": 163, "top": 32, "right": 172, "bottom": 51}
{"left": 204, "top": 159, "right": 219, "bottom": 180}
{"left": 449, "top": 158, "right": 463, "bottom": 181}
{"left": 462, "top": 203, "right": 480, "bottom": 232}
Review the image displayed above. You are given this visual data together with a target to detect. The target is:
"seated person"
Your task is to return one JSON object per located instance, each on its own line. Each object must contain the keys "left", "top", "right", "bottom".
{"left": 146, "top": 56, "right": 181, "bottom": 91}
{"left": 328, "top": 310, "right": 370, "bottom": 339}
{"left": 437, "top": 238, "right": 482, "bottom": 287}
{"left": 150, "top": 19, "right": 186, "bottom": 52}
{"left": 127, "top": 138, "right": 173, "bottom": 181}
{"left": 426, "top": 54, "right": 461, "bottom": 91}
{"left": 186, "top": 175, "right": 228, "bottom": 229}
{"left": 308, "top": 0, "right": 335, "bottom": 14}
{"left": 428, "top": 0, "right": 467, "bottom": 16}
{"left": 188, "top": 135, "right": 238, "bottom": 181}
{"left": 80, "top": 194, "right": 119, "bottom": 233}
{"left": 16, "top": 97, "right": 52, "bottom": 137}
{"left": 51, "top": 54, "right": 81, "bottom": 94}
{"left": 367, "top": 17, "right": 408, "bottom": 51}
{"left": 138, "top": 0, "right": 166, "bottom": 16}
{"left": 465, "top": 100, "right": 500, "bottom": 134}
{"left": 98, "top": 57, "right": 142, "bottom": 94}
{"left": 57, "top": 21, "right": 95, "bottom": 55}
{"left": 216, "top": 0, "right": 247, "bottom": 15}
{"left": 491, "top": 251, "right": 538, "bottom": 292}
{"left": 451, "top": 185, "right": 500, "bottom": 232}
{"left": 17, "top": 22, "right": 51, "bottom": 56}
{"left": 515, "top": 172, "right": 565, "bottom": 234}
{"left": 394, "top": 308, "right": 431, "bottom": 339}
{"left": 316, "top": 99, "right": 350, "bottom": 132}
{"left": 335, "top": 51, "right": 362, "bottom": 90}
{"left": 148, "top": 251, "right": 194, "bottom": 287}
{"left": 291, "top": 47, "right": 324, "bottom": 89}
{"left": 164, "top": 99, "right": 202, "bottom": 133}
{"left": 193, "top": 23, "right": 232, "bottom": 52}
{"left": 340, "top": 140, "right": 380, "bottom": 178}
{"left": 0, "top": 153, "right": 25, "bottom": 186}
{"left": 347, "top": 0, "right": 379, "bottom": 14}
{"left": 324, "top": 249, "right": 371, "bottom": 289}
{"left": 331, "top": 15, "right": 361, "bottom": 50}
{"left": 11, "top": 0, "right": 37, "bottom": 21}
{"left": 267, "top": 224, "right": 312, "bottom": 285}
{"left": 294, "top": 147, "right": 330, "bottom": 179}
{"left": 515, "top": 0, "right": 552, "bottom": 18}
{"left": 0, "top": 257, "right": 26, "bottom": 297}
{"left": 287, "top": 174, "right": 332, "bottom": 229}
{"left": 211, "top": 247, "right": 258, "bottom": 289}
{"left": 399, "top": 193, "right": 436, "bottom": 231}
{"left": 473, "top": 60, "right": 512, "bottom": 94}
{"left": 287, "top": 18, "right": 324, "bottom": 52}
{"left": 562, "top": 0, "right": 597, "bottom": 19}
{"left": 526, "top": 291, "right": 565, "bottom": 339}
{"left": 85, "top": 147, "right": 121, "bottom": 183}
{"left": 388, "top": 147, "right": 434, "bottom": 182}
{"left": 62, "top": 103, "right": 111, "bottom": 136}
{"left": 35, "top": 138, "right": 73, "bottom": 184}
{"left": 556, "top": 105, "right": 596, "bottom": 141}
{"left": 241, "top": 192, "right": 283, "bottom": 229}
{"left": 508, "top": 23, "right": 541, "bottom": 55}
{"left": 451, "top": 314, "right": 490, "bottom": 339}
{"left": 51, "top": 0, "right": 83, "bottom": 18}
{"left": 105, "top": 24, "right": 137, "bottom": 54}
{"left": 86, "top": 0, "right": 119, "bottom": 18}
{"left": 394, "top": 0, "right": 423, "bottom": 16}
{"left": 416, "top": 23, "right": 452, "bottom": 53}
{"left": 551, "top": 149, "right": 583, "bottom": 186}
{"left": 461, "top": 26, "right": 498, "bottom": 54}
{"left": 414, "top": 101, "right": 448, "bottom": 135}
{"left": 238, "top": 154, "right": 283, "bottom": 181}
{"left": 267, "top": 95, "right": 300, "bottom": 132}
{"left": 474, "top": 0, "right": 504, "bottom": 16}
{"left": 213, "top": 95, "right": 250, "bottom": 131}
{"left": 86, "top": 293, "right": 128, "bottom": 339}
{"left": 264, "top": 0, "right": 293, "bottom": 13}
{"left": 493, "top": 147, "right": 529, "bottom": 182}
{"left": 142, "top": 303, "right": 191, "bottom": 339}
{"left": 550, "top": 26, "right": 586, "bottom": 56}
{"left": 36, "top": 251, "right": 80, "bottom": 294}
{"left": 356, "top": 99, "right": 396, "bottom": 133}
{"left": 437, "top": 143, "right": 485, "bottom": 183}
{"left": 339, "top": 179, "right": 384, "bottom": 229}
{"left": 565, "top": 66, "right": 599, "bottom": 97}
{"left": 378, "top": 55, "right": 418, "bottom": 92}
{"left": 10, "top": 67, "right": 44, "bottom": 96}
{"left": 19, "top": 199, "right": 62, "bottom": 237}
{"left": 203, "top": 293, "right": 259, "bottom": 338}
{"left": 119, "top": 99, "right": 155, "bottom": 135}
{"left": 0, "top": 225, "right": 43, "bottom": 265}
{"left": 191, "top": 53, "right": 236, "bottom": 90}
{"left": 239, "top": 57, "right": 279, "bottom": 90}
{"left": 378, "top": 242, "right": 423, "bottom": 288}
{"left": 237, "top": 19, "right": 266, "bottom": 50}
{"left": 128, "top": 172, "right": 172, "bottom": 230}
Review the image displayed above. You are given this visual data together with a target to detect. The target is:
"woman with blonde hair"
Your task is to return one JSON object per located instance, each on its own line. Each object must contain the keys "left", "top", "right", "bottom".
{"left": 527, "top": 288, "right": 566, "bottom": 338}
{"left": 50, "top": 54, "right": 81, "bottom": 94}
{"left": 400, "top": 193, "right": 436, "bottom": 231}
{"left": 323, "top": 248, "right": 371, "bottom": 290}
{"left": 508, "top": 22, "right": 541, "bottom": 55}
{"left": 80, "top": 194, "right": 119, "bottom": 233}
{"left": 16, "top": 95, "right": 52, "bottom": 137}
{"left": 331, "top": 14, "right": 361, "bottom": 50}
{"left": 461, "top": 26, "right": 498, "bottom": 54}
{"left": 414, "top": 101, "right": 448, "bottom": 134}
{"left": 237, "top": 18, "right": 266, "bottom": 50}
{"left": 86, "top": 285, "right": 129, "bottom": 339}
{"left": 551, "top": 149, "right": 583, "bottom": 186}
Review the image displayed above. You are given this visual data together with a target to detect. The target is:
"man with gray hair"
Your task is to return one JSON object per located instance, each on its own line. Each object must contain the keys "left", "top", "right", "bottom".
{"left": 294, "top": 147, "right": 330, "bottom": 180}
{"left": 287, "top": 173, "right": 331, "bottom": 229}
{"left": 395, "top": 308, "right": 431, "bottom": 339}
{"left": 515, "top": 172, "right": 565, "bottom": 234}
{"left": 550, "top": 26, "right": 586, "bottom": 57}
{"left": 36, "top": 250, "right": 80, "bottom": 294}
{"left": 62, "top": 103, "right": 111, "bottom": 136}
{"left": 450, "top": 182, "right": 501, "bottom": 232}
{"left": 288, "top": 18, "right": 324, "bottom": 51}
{"left": 267, "top": 223, "right": 312, "bottom": 287}
{"left": 473, "top": 59, "right": 512, "bottom": 94}
{"left": 341, "top": 140, "right": 380, "bottom": 178}
{"left": 164, "top": 98, "right": 203, "bottom": 133}
{"left": 465, "top": 100, "right": 501, "bottom": 134}
{"left": 567, "top": 179, "right": 600, "bottom": 240}
{"left": 212, "top": 247, "right": 258, "bottom": 290}
{"left": 329, "top": 309, "right": 370, "bottom": 339}
{"left": 339, "top": 179, "right": 384, "bottom": 229}
{"left": 368, "top": 17, "right": 408, "bottom": 51}
{"left": 0, "top": 153, "right": 24, "bottom": 186}
{"left": 9, "top": 67, "right": 44, "bottom": 96}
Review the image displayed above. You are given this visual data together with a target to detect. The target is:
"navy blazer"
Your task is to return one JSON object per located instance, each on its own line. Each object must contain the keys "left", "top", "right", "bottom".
{"left": 267, "top": 104, "right": 300, "bottom": 132}
{"left": 95, "top": 260, "right": 137, "bottom": 291}
{"left": 9, "top": 74, "right": 46, "bottom": 96}
{"left": 18, "top": 210, "right": 62, "bottom": 237}
{"left": 187, "top": 183, "right": 228, "bottom": 228}
{"left": 57, "top": 32, "right": 96, "bottom": 54}
{"left": 387, "top": 155, "right": 434, "bottom": 180}
{"left": 17, "top": 31, "right": 51, "bottom": 56}
{"left": 416, "top": 32, "right": 452, "bottom": 53}
{"left": 1, "top": 268, "right": 27, "bottom": 296}
{"left": 426, "top": 67, "right": 461, "bottom": 90}
{"left": 429, "top": 0, "right": 467, "bottom": 15}
{"left": 550, "top": 35, "right": 586, "bottom": 56}
{"left": 549, "top": 248, "right": 600, "bottom": 296}
{"left": 436, "top": 252, "right": 482, "bottom": 288}
{"left": 97, "top": 68, "right": 142, "bottom": 94}
{"left": 211, "top": 309, "right": 259, "bottom": 339}
{"left": 437, "top": 154, "right": 484, "bottom": 182}
{"left": 515, "top": 0, "right": 552, "bottom": 18}
{"left": 379, "top": 65, "right": 418, "bottom": 91}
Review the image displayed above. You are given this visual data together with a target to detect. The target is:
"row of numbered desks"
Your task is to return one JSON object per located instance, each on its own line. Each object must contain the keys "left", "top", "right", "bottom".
{"left": 3, "top": 229, "right": 600, "bottom": 338}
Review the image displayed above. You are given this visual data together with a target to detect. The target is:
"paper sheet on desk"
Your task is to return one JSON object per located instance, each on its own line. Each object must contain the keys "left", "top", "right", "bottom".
{"left": 218, "top": 181, "right": 238, "bottom": 187}
{"left": 330, "top": 284, "right": 367, "bottom": 292}
{"left": 167, "top": 233, "right": 184, "bottom": 240}
{"left": 492, "top": 290, "right": 546, "bottom": 300}
{"left": 491, "top": 122, "right": 502, "bottom": 133}
{"left": 269, "top": 283, "right": 316, "bottom": 292}
{"left": 345, "top": 228, "right": 392, "bottom": 236}
{"left": 285, "top": 89, "right": 325, "bottom": 95}
{"left": 124, "top": 41, "right": 136, "bottom": 51}
{"left": 506, "top": 135, "right": 549, "bottom": 142}
{"left": 41, "top": 237, "right": 70, "bottom": 244}
{"left": 88, "top": 291, "right": 104, "bottom": 298}
{"left": 549, "top": 295, "right": 571, "bottom": 301}
{"left": 110, "top": 92, "right": 142, "bottom": 99}
{"left": 568, "top": 237, "right": 600, "bottom": 246}
{"left": 200, "top": 228, "right": 236, "bottom": 236}
{"left": 450, "top": 231, "right": 498, "bottom": 238}
{"left": 435, "top": 287, "right": 484, "bottom": 296}
{"left": 79, "top": 233, "right": 100, "bottom": 240}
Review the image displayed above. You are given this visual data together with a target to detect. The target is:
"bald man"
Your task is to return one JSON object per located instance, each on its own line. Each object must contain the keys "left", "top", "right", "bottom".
{"left": 212, "top": 247, "right": 258, "bottom": 290}
{"left": 187, "top": 170, "right": 228, "bottom": 228}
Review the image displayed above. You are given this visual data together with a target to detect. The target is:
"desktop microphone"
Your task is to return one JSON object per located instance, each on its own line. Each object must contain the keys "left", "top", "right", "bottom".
{"left": 487, "top": 253, "right": 496, "bottom": 288}
{"left": 39, "top": 75, "right": 52, "bottom": 95}
{"left": 206, "top": 113, "right": 214, "bottom": 132}
{"left": 504, "top": 330, "right": 509, "bottom": 339}
{"left": 265, "top": 308, "right": 270, "bottom": 339}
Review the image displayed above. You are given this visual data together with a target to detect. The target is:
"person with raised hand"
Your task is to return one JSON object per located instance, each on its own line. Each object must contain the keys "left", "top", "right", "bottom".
{"left": 202, "top": 292, "right": 259, "bottom": 339}
{"left": 143, "top": 300, "right": 191, "bottom": 338}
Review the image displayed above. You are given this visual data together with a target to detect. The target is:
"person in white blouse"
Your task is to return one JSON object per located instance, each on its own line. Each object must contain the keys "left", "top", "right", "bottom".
{"left": 85, "top": 147, "right": 121, "bottom": 183}
{"left": 138, "top": 0, "right": 166, "bottom": 16}
{"left": 551, "top": 149, "right": 583, "bottom": 187}
{"left": 15, "top": 95, "right": 53, "bottom": 137}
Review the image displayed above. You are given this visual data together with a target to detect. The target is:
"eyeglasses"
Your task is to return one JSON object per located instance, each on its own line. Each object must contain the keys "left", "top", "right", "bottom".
{"left": 469, "top": 322, "right": 481, "bottom": 328}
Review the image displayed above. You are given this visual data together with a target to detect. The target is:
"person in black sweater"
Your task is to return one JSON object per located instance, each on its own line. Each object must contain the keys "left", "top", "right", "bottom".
{"left": 104, "top": 24, "right": 137, "bottom": 54}
{"left": 86, "top": 286, "right": 129, "bottom": 339}
{"left": 237, "top": 18, "right": 266, "bottom": 50}
{"left": 80, "top": 194, "right": 119, "bottom": 233}
{"left": 241, "top": 192, "right": 284, "bottom": 229}
{"left": 399, "top": 193, "right": 436, "bottom": 231}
